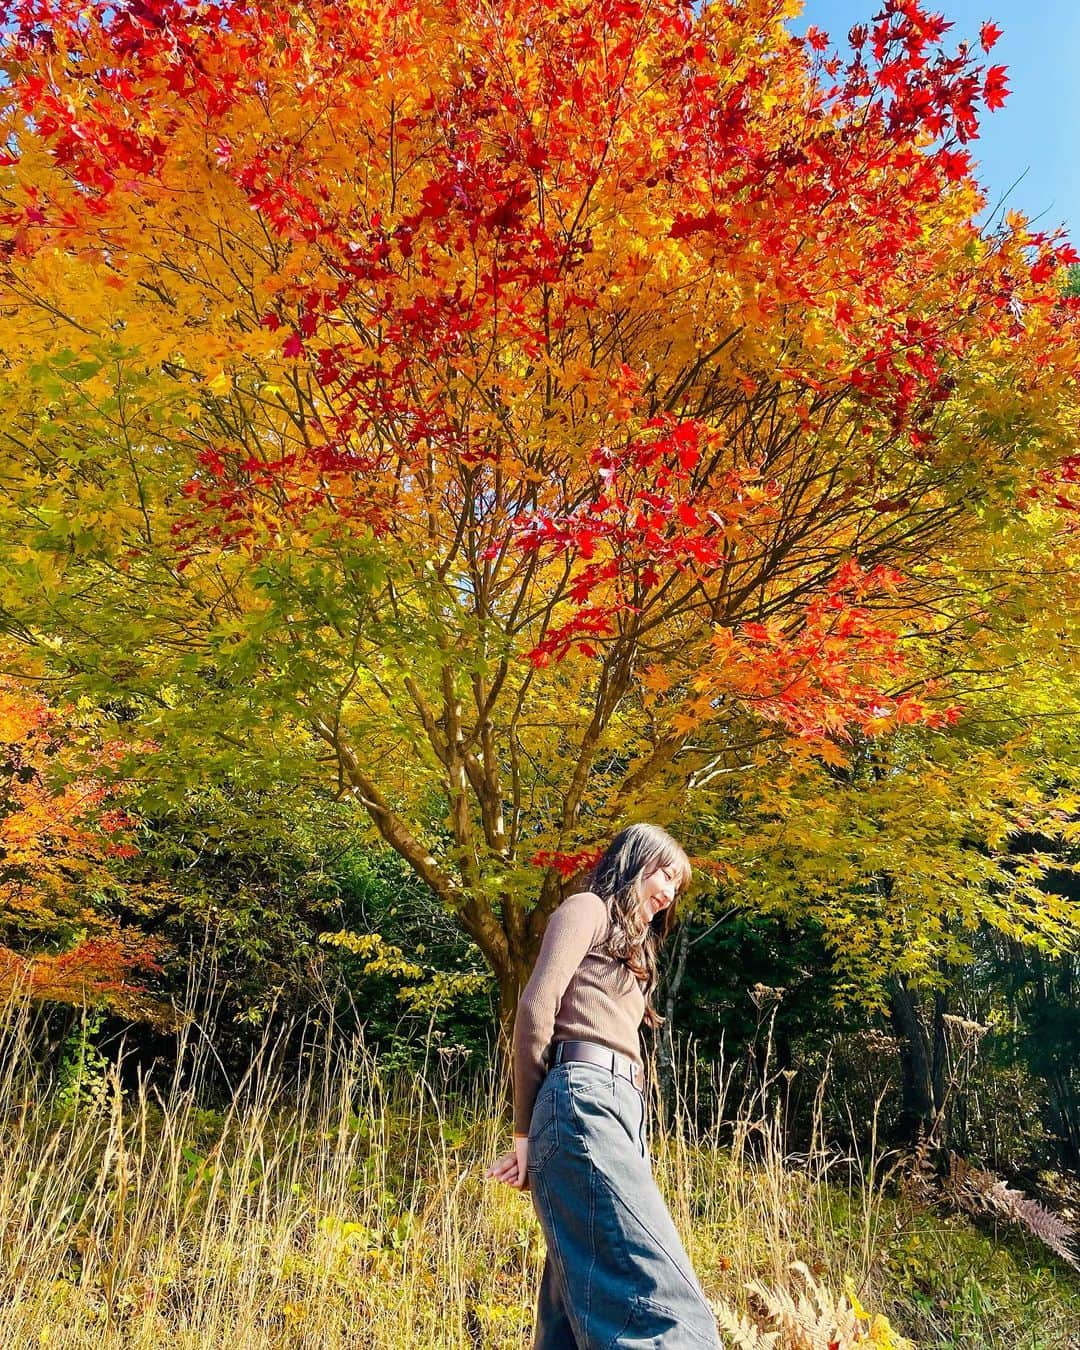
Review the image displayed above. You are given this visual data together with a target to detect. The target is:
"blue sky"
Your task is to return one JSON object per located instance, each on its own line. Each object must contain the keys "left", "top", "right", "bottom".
{"left": 792, "top": 0, "right": 1080, "bottom": 239}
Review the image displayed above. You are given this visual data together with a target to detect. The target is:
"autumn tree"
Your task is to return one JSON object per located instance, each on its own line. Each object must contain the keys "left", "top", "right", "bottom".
{"left": 1, "top": 0, "right": 1079, "bottom": 1035}
{"left": 0, "top": 656, "right": 162, "bottom": 1012}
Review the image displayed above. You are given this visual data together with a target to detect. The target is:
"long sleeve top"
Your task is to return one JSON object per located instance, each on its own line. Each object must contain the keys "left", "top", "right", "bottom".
{"left": 511, "top": 890, "right": 646, "bottom": 1137}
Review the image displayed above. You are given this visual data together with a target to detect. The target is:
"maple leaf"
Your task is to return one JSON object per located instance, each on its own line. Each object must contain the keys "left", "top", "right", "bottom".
{"left": 983, "top": 64, "right": 1010, "bottom": 110}
{"left": 938, "top": 148, "right": 971, "bottom": 182}
{"left": 979, "top": 20, "right": 1004, "bottom": 53}
{"left": 804, "top": 26, "right": 830, "bottom": 54}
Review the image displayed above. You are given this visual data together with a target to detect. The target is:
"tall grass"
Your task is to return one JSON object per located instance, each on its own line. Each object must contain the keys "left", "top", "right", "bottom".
{"left": 0, "top": 990, "right": 1076, "bottom": 1348}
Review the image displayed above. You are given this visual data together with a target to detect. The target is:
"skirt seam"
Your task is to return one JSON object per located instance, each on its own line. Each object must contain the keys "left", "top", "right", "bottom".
{"left": 589, "top": 1163, "right": 714, "bottom": 1320}
{"left": 532, "top": 1166, "right": 589, "bottom": 1347}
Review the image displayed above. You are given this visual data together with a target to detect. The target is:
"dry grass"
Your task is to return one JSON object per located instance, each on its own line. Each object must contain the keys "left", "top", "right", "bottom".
{"left": 0, "top": 992, "right": 1068, "bottom": 1348}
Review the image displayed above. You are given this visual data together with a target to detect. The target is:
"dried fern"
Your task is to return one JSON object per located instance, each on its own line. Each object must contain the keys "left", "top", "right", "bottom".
{"left": 944, "top": 1151, "right": 1079, "bottom": 1271}
{"left": 747, "top": 1261, "right": 857, "bottom": 1349}
{"left": 713, "top": 1299, "right": 779, "bottom": 1350}
{"left": 898, "top": 1124, "right": 937, "bottom": 1206}
{"left": 740, "top": 1262, "right": 911, "bottom": 1350}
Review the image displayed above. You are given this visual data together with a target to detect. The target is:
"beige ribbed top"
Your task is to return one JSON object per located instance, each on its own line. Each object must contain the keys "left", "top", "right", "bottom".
{"left": 511, "top": 890, "right": 646, "bottom": 1137}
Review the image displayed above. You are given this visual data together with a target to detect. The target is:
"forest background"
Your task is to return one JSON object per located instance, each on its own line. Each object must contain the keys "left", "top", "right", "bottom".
{"left": 2, "top": 0, "right": 1080, "bottom": 1344}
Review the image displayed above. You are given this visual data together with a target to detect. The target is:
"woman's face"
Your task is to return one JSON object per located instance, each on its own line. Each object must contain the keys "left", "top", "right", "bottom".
{"left": 638, "top": 861, "right": 679, "bottom": 924}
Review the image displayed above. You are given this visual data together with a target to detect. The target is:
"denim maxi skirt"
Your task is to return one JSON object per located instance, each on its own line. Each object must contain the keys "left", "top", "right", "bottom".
{"left": 526, "top": 1057, "right": 721, "bottom": 1349}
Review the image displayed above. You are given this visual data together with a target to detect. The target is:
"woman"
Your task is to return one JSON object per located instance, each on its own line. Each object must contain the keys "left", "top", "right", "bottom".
{"left": 485, "top": 823, "right": 721, "bottom": 1348}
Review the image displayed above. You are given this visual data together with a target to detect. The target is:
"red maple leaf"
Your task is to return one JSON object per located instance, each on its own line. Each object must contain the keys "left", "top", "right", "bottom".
{"left": 979, "top": 20, "right": 1003, "bottom": 53}
{"left": 938, "top": 148, "right": 971, "bottom": 182}
{"left": 804, "top": 26, "right": 830, "bottom": 53}
{"left": 983, "top": 64, "right": 1009, "bottom": 110}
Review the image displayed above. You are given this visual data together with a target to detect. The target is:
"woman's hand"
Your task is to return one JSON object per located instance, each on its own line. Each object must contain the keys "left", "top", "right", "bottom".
{"left": 485, "top": 1135, "right": 529, "bottom": 1190}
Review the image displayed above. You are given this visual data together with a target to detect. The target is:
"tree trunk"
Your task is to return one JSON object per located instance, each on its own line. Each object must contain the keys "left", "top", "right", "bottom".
{"left": 491, "top": 934, "right": 542, "bottom": 1089}
{"left": 888, "top": 974, "right": 948, "bottom": 1144}
{"left": 656, "top": 921, "right": 690, "bottom": 1116}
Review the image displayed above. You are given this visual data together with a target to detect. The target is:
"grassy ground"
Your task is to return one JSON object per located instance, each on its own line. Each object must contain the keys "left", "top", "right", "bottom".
{"left": 1, "top": 1002, "right": 1076, "bottom": 1348}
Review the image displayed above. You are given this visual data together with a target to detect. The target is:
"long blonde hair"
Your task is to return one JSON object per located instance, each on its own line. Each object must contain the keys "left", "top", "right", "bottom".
{"left": 586, "top": 823, "right": 691, "bottom": 1029}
